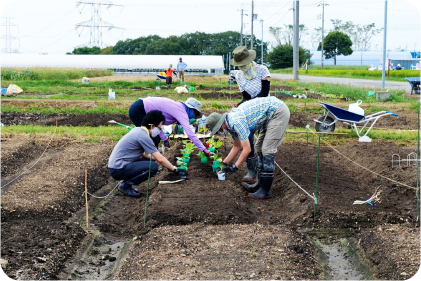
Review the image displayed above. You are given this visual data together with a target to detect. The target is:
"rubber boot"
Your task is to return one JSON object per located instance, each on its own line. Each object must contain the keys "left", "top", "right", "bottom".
{"left": 242, "top": 156, "right": 257, "bottom": 183}
{"left": 242, "top": 153, "right": 262, "bottom": 192}
{"left": 248, "top": 154, "right": 274, "bottom": 200}
{"left": 248, "top": 175, "right": 273, "bottom": 200}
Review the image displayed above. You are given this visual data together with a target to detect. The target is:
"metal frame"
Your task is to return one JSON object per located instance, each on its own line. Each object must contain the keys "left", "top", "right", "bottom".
{"left": 314, "top": 102, "right": 398, "bottom": 138}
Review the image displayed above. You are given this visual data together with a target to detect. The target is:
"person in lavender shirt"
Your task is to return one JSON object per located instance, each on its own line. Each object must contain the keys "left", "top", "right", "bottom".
{"left": 128, "top": 97, "right": 212, "bottom": 157}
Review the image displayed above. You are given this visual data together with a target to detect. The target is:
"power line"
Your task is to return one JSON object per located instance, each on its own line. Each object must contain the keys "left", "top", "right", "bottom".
{"left": 1, "top": 17, "right": 19, "bottom": 54}
{"left": 74, "top": 0, "right": 124, "bottom": 49}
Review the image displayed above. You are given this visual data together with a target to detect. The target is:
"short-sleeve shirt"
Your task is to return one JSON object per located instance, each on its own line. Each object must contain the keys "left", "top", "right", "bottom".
{"left": 108, "top": 127, "right": 158, "bottom": 169}
{"left": 235, "top": 64, "right": 271, "bottom": 98}
{"left": 226, "top": 96, "right": 284, "bottom": 141}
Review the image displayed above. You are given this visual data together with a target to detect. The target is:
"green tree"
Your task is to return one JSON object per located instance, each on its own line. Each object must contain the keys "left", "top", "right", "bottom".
{"left": 266, "top": 44, "right": 312, "bottom": 69}
{"left": 318, "top": 31, "right": 352, "bottom": 65}
{"left": 71, "top": 46, "right": 101, "bottom": 55}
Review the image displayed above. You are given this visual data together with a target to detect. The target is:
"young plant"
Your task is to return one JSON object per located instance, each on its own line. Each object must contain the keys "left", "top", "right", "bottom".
{"left": 197, "top": 151, "right": 207, "bottom": 158}
{"left": 207, "top": 136, "right": 224, "bottom": 149}
{"left": 209, "top": 151, "right": 222, "bottom": 163}
{"left": 181, "top": 140, "right": 196, "bottom": 154}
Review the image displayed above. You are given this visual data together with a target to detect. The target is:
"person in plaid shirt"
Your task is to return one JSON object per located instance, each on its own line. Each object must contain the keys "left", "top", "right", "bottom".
{"left": 230, "top": 46, "right": 272, "bottom": 185}
{"left": 205, "top": 96, "right": 290, "bottom": 200}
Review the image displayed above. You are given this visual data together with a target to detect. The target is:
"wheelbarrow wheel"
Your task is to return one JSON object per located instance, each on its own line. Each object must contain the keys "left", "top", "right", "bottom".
{"left": 315, "top": 116, "right": 335, "bottom": 133}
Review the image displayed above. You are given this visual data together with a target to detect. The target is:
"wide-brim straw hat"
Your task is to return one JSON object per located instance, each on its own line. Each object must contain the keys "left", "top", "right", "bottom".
{"left": 229, "top": 46, "right": 256, "bottom": 66}
{"left": 206, "top": 112, "right": 228, "bottom": 136}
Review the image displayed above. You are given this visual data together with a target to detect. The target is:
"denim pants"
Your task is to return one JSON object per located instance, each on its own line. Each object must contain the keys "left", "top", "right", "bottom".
{"left": 109, "top": 158, "right": 158, "bottom": 183}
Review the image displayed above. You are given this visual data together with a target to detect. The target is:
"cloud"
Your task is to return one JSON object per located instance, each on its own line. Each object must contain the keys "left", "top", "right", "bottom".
{"left": 0, "top": 0, "right": 15, "bottom": 17}
{"left": 0, "top": 265, "right": 14, "bottom": 281}
{"left": 406, "top": 0, "right": 421, "bottom": 16}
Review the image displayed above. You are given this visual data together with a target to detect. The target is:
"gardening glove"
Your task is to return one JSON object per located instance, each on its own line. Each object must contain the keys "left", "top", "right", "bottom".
{"left": 173, "top": 168, "right": 188, "bottom": 179}
{"left": 223, "top": 164, "right": 238, "bottom": 174}
{"left": 203, "top": 149, "right": 212, "bottom": 157}
{"left": 163, "top": 139, "right": 171, "bottom": 148}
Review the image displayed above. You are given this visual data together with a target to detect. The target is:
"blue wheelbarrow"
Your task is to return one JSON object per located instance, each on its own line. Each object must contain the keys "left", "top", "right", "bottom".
{"left": 314, "top": 102, "right": 398, "bottom": 142}
{"left": 404, "top": 77, "right": 420, "bottom": 95}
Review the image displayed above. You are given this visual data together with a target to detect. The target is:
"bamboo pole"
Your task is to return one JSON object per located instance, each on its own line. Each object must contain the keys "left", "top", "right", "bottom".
{"left": 85, "top": 168, "right": 89, "bottom": 228}
{"left": 314, "top": 134, "right": 321, "bottom": 218}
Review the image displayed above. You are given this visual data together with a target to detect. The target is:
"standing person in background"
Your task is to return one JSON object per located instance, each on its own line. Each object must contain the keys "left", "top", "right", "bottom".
{"left": 177, "top": 57, "right": 188, "bottom": 82}
{"left": 165, "top": 64, "right": 177, "bottom": 88}
{"left": 128, "top": 96, "right": 213, "bottom": 157}
{"left": 230, "top": 46, "right": 271, "bottom": 184}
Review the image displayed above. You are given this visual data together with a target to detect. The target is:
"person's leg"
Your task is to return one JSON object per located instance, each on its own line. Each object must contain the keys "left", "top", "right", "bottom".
{"left": 111, "top": 160, "right": 159, "bottom": 198}
{"left": 128, "top": 99, "right": 146, "bottom": 127}
{"left": 242, "top": 129, "right": 256, "bottom": 183}
{"left": 166, "top": 77, "right": 171, "bottom": 88}
{"left": 248, "top": 104, "right": 290, "bottom": 200}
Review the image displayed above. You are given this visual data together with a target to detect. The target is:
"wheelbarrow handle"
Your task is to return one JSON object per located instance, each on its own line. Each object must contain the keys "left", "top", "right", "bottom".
{"left": 386, "top": 111, "right": 399, "bottom": 117}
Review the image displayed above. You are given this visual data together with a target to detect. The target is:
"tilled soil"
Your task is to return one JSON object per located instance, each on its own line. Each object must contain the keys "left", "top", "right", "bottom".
{"left": 1, "top": 140, "right": 114, "bottom": 279}
{"left": 117, "top": 223, "right": 321, "bottom": 280}
{"left": 357, "top": 224, "right": 420, "bottom": 279}
{"left": 1, "top": 111, "right": 418, "bottom": 130}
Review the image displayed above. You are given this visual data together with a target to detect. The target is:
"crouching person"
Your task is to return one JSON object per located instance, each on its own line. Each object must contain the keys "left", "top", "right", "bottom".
{"left": 205, "top": 96, "right": 290, "bottom": 200}
{"left": 108, "top": 110, "right": 187, "bottom": 198}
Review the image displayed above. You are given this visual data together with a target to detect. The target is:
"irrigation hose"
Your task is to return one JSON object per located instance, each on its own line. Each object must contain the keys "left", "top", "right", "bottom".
{"left": 143, "top": 153, "right": 153, "bottom": 227}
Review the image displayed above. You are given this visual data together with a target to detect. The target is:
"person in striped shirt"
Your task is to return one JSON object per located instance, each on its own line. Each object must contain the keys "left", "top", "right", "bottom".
{"left": 205, "top": 96, "right": 290, "bottom": 200}
{"left": 230, "top": 46, "right": 272, "bottom": 185}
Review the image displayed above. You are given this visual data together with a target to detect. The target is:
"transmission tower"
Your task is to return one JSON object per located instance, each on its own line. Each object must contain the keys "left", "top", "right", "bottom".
{"left": 74, "top": 0, "right": 123, "bottom": 49}
{"left": 1, "top": 17, "right": 19, "bottom": 54}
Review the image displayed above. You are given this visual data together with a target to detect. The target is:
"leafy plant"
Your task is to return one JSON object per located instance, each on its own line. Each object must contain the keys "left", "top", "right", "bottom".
{"left": 197, "top": 151, "right": 207, "bottom": 158}
{"left": 181, "top": 141, "right": 196, "bottom": 154}
{"left": 207, "top": 136, "right": 223, "bottom": 149}
{"left": 209, "top": 151, "right": 222, "bottom": 163}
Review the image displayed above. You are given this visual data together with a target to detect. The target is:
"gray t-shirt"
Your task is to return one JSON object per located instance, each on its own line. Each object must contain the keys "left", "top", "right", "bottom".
{"left": 108, "top": 127, "right": 158, "bottom": 169}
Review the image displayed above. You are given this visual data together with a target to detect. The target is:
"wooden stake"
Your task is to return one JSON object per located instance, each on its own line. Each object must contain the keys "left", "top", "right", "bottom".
{"left": 85, "top": 168, "right": 89, "bottom": 228}
{"left": 55, "top": 119, "right": 58, "bottom": 150}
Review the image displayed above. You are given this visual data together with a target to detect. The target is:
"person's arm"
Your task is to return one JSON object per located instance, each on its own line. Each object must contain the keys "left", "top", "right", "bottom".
{"left": 142, "top": 152, "right": 155, "bottom": 160}
{"left": 152, "top": 151, "right": 177, "bottom": 171}
{"left": 159, "top": 130, "right": 168, "bottom": 141}
{"left": 177, "top": 112, "right": 206, "bottom": 151}
{"left": 235, "top": 139, "right": 251, "bottom": 167}
{"left": 223, "top": 138, "right": 241, "bottom": 164}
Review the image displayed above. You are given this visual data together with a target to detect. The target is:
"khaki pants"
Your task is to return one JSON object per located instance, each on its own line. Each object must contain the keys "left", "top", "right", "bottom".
{"left": 179, "top": 71, "right": 185, "bottom": 81}
{"left": 254, "top": 103, "right": 290, "bottom": 156}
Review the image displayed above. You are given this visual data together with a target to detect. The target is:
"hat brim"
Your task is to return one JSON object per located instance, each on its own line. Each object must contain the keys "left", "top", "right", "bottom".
{"left": 181, "top": 101, "right": 202, "bottom": 113}
{"left": 210, "top": 113, "right": 228, "bottom": 137}
{"left": 229, "top": 50, "right": 256, "bottom": 66}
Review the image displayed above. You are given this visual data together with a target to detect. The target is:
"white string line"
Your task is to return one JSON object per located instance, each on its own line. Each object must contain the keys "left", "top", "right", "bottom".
{"left": 86, "top": 180, "right": 122, "bottom": 199}
{"left": 275, "top": 161, "right": 316, "bottom": 200}
{"left": 308, "top": 128, "right": 417, "bottom": 190}
{"left": 1, "top": 127, "right": 57, "bottom": 190}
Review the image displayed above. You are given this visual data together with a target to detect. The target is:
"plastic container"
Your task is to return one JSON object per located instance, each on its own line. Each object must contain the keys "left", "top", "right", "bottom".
{"left": 183, "top": 154, "right": 190, "bottom": 158}
{"left": 208, "top": 147, "right": 215, "bottom": 153}
{"left": 200, "top": 157, "right": 208, "bottom": 164}
{"left": 183, "top": 158, "right": 190, "bottom": 164}
{"left": 217, "top": 171, "right": 226, "bottom": 181}
{"left": 213, "top": 160, "right": 220, "bottom": 166}
{"left": 178, "top": 166, "right": 187, "bottom": 170}
{"left": 212, "top": 165, "right": 219, "bottom": 172}
{"left": 348, "top": 100, "right": 364, "bottom": 116}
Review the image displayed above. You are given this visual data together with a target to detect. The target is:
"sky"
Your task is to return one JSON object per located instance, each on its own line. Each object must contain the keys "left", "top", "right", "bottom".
{"left": 0, "top": 0, "right": 420, "bottom": 55}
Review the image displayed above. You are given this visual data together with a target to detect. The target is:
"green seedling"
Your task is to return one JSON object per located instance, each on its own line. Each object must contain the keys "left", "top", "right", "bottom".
{"left": 209, "top": 151, "right": 222, "bottom": 163}
{"left": 207, "top": 136, "right": 223, "bottom": 149}
{"left": 197, "top": 151, "right": 207, "bottom": 158}
{"left": 181, "top": 141, "right": 196, "bottom": 154}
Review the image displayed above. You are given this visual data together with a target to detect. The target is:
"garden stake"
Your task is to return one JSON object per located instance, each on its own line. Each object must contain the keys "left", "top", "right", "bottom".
{"left": 314, "top": 134, "right": 321, "bottom": 218}
{"left": 305, "top": 101, "right": 308, "bottom": 144}
{"left": 55, "top": 119, "right": 58, "bottom": 150}
{"left": 143, "top": 154, "right": 153, "bottom": 227}
{"left": 85, "top": 168, "right": 89, "bottom": 228}
{"left": 417, "top": 109, "right": 420, "bottom": 222}
{"left": 132, "top": 81, "right": 135, "bottom": 88}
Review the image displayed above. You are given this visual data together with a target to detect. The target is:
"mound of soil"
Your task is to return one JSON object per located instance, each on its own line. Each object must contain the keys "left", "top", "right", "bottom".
{"left": 117, "top": 223, "right": 321, "bottom": 280}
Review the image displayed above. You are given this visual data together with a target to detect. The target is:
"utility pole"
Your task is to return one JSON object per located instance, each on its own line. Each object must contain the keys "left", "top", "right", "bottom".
{"left": 318, "top": 0, "right": 328, "bottom": 70}
{"left": 260, "top": 19, "right": 264, "bottom": 64}
{"left": 251, "top": 0, "right": 254, "bottom": 49}
{"left": 237, "top": 8, "right": 248, "bottom": 46}
{"left": 292, "top": 1, "right": 296, "bottom": 73}
{"left": 1, "top": 17, "right": 19, "bottom": 54}
{"left": 381, "top": 0, "right": 388, "bottom": 89}
{"left": 75, "top": 0, "right": 124, "bottom": 48}
{"left": 293, "top": 1, "right": 299, "bottom": 80}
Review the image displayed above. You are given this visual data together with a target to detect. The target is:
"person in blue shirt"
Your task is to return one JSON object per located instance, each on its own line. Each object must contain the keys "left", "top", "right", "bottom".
{"left": 177, "top": 57, "right": 188, "bottom": 82}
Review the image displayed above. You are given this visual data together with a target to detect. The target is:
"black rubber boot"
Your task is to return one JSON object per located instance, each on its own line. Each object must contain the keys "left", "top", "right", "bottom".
{"left": 242, "top": 153, "right": 262, "bottom": 191}
{"left": 248, "top": 175, "right": 273, "bottom": 200}
{"left": 248, "top": 154, "right": 274, "bottom": 200}
{"left": 242, "top": 156, "right": 257, "bottom": 183}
